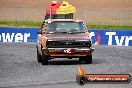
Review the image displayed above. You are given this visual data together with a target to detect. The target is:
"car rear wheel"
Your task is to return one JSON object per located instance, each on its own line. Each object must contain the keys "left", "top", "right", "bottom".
{"left": 79, "top": 55, "right": 92, "bottom": 64}
{"left": 37, "top": 48, "right": 42, "bottom": 63}
{"left": 42, "top": 53, "right": 48, "bottom": 65}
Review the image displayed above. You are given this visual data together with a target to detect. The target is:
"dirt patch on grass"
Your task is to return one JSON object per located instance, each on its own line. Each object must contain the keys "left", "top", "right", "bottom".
{"left": 0, "top": 0, "right": 132, "bottom": 25}
{"left": 0, "top": 0, "right": 132, "bottom": 8}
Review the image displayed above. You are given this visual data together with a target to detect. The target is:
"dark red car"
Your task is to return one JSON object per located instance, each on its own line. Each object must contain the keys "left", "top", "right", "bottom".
{"left": 36, "top": 19, "right": 94, "bottom": 65}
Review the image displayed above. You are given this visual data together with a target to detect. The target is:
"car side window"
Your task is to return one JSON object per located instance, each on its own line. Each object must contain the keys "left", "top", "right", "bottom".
{"left": 41, "top": 21, "right": 47, "bottom": 33}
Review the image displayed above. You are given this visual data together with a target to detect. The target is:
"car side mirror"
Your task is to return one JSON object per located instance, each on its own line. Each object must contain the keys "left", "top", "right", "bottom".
{"left": 42, "top": 30, "right": 46, "bottom": 34}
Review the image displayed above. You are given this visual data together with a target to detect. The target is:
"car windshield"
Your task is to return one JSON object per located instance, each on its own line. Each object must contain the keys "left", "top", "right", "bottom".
{"left": 45, "top": 21, "right": 85, "bottom": 33}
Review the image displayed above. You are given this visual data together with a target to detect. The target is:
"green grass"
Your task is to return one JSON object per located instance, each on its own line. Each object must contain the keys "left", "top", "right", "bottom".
{"left": 0, "top": 20, "right": 132, "bottom": 30}
{"left": 0, "top": 20, "right": 41, "bottom": 28}
{"left": 87, "top": 24, "right": 132, "bottom": 30}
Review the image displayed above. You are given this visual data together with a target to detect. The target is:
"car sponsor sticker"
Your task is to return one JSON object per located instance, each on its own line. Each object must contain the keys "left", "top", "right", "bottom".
{"left": 63, "top": 49, "right": 75, "bottom": 53}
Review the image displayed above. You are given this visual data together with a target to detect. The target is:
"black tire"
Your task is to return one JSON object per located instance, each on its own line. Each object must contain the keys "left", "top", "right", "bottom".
{"left": 42, "top": 53, "right": 48, "bottom": 65}
{"left": 79, "top": 55, "right": 92, "bottom": 64}
{"left": 37, "top": 48, "right": 42, "bottom": 63}
{"left": 79, "top": 57, "right": 85, "bottom": 64}
{"left": 85, "top": 55, "right": 92, "bottom": 64}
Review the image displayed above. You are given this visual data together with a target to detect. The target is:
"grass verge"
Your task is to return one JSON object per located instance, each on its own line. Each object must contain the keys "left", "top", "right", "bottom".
{"left": 0, "top": 20, "right": 41, "bottom": 28}
{"left": 0, "top": 20, "right": 132, "bottom": 30}
{"left": 87, "top": 24, "right": 132, "bottom": 30}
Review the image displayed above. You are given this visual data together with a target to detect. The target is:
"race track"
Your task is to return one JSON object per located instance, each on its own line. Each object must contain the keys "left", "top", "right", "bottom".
{"left": 0, "top": 43, "right": 132, "bottom": 88}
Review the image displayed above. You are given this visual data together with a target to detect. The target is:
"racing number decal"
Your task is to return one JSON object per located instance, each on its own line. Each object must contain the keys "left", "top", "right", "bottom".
{"left": 63, "top": 49, "right": 72, "bottom": 53}
{"left": 63, "top": 49, "right": 75, "bottom": 53}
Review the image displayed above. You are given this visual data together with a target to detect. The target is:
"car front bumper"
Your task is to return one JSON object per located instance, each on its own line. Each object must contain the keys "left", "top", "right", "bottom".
{"left": 43, "top": 47, "right": 94, "bottom": 52}
{"left": 42, "top": 47, "right": 94, "bottom": 56}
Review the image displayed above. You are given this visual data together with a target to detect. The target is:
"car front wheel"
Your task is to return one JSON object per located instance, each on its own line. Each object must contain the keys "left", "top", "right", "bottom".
{"left": 79, "top": 55, "right": 92, "bottom": 64}
{"left": 37, "top": 48, "right": 42, "bottom": 63}
{"left": 41, "top": 53, "right": 48, "bottom": 65}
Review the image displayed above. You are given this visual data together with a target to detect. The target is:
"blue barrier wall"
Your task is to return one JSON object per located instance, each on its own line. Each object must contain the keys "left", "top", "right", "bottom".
{"left": 88, "top": 30, "right": 132, "bottom": 46}
{"left": 0, "top": 27, "right": 132, "bottom": 46}
{"left": 0, "top": 27, "right": 38, "bottom": 42}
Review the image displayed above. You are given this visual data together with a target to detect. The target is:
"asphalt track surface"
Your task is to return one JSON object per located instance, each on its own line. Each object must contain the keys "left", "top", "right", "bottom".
{"left": 0, "top": 42, "right": 132, "bottom": 88}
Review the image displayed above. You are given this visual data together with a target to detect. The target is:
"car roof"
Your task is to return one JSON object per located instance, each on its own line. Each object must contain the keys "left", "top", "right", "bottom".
{"left": 45, "top": 19, "right": 82, "bottom": 23}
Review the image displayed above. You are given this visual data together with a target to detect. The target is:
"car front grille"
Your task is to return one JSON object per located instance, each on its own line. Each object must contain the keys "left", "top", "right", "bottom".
{"left": 46, "top": 40, "right": 91, "bottom": 48}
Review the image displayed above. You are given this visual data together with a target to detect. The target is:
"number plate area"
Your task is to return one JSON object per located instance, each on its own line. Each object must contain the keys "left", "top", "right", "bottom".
{"left": 62, "top": 49, "right": 75, "bottom": 53}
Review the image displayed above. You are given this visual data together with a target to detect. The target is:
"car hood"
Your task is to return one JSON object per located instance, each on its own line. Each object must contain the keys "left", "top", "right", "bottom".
{"left": 45, "top": 33, "right": 90, "bottom": 41}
